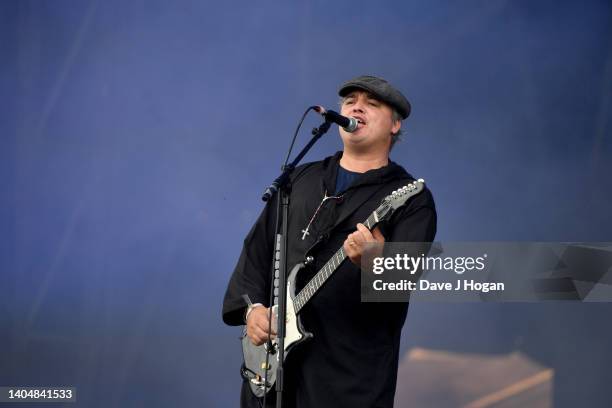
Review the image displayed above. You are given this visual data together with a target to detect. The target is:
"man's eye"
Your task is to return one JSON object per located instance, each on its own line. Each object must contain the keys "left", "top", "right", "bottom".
{"left": 368, "top": 101, "right": 379, "bottom": 106}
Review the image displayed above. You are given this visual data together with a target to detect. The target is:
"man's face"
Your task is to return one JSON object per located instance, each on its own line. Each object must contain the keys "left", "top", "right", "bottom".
{"left": 339, "top": 90, "right": 401, "bottom": 152}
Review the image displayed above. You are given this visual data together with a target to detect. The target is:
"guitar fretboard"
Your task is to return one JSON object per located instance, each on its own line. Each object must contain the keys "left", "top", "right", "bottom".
{"left": 293, "top": 209, "right": 382, "bottom": 313}
{"left": 291, "top": 180, "right": 423, "bottom": 314}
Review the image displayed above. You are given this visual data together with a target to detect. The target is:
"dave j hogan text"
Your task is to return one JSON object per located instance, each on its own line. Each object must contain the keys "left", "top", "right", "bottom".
{"left": 372, "top": 279, "right": 504, "bottom": 293}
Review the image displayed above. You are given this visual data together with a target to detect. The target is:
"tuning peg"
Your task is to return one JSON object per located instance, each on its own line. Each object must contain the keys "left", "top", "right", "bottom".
{"left": 418, "top": 178, "right": 424, "bottom": 183}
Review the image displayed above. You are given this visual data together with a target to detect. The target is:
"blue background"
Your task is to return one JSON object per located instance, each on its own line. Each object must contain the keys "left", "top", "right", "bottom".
{"left": 1, "top": 1, "right": 611, "bottom": 406}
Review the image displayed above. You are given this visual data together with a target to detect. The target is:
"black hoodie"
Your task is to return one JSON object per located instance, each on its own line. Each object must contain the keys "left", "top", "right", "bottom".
{"left": 223, "top": 151, "right": 437, "bottom": 408}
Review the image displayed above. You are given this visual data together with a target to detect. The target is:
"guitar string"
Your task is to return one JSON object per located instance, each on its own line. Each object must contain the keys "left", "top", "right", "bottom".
{"left": 294, "top": 208, "right": 383, "bottom": 313}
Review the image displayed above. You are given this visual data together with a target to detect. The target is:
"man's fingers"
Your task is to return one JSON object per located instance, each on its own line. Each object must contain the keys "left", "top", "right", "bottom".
{"left": 250, "top": 330, "right": 266, "bottom": 346}
{"left": 343, "top": 238, "right": 356, "bottom": 257}
{"left": 249, "top": 324, "right": 275, "bottom": 346}
{"left": 372, "top": 226, "right": 385, "bottom": 243}
{"left": 346, "top": 232, "right": 363, "bottom": 251}
{"left": 246, "top": 307, "right": 277, "bottom": 345}
{"left": 253, "top": 314, "right": 276, "bottom": 335}
{"left": 355, "top": 223, "right": 373, "bottom": 242}
{"left": 253, "top": 325, "right": 273, "bottom": 340}
{"left": 345, "top": 224, "right": 381, "bottom": 266}
{"left": 254, "top": 319, "right": 271, "bottom": 333}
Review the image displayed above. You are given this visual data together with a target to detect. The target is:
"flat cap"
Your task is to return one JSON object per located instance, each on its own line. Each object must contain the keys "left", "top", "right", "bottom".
{"left": 338, "top": 75, "right": 411, "bottom": 119}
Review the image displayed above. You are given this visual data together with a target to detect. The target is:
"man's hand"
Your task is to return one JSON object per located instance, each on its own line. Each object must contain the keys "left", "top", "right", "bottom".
{"left": 344, "top": 223, "right": 385, "bottom": 266}
{"left": 246, "top": 305, "right": 277, "bottom": 346}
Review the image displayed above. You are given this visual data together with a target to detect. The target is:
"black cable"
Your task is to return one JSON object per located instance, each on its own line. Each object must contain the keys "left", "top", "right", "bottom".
{"left": 283, "top": 106, "right": 316, "bottom": 166}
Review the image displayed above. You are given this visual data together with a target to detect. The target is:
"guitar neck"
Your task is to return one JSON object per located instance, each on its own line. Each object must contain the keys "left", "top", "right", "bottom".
{"left": 293, "top": 210, "right": 380, "bottom": 314}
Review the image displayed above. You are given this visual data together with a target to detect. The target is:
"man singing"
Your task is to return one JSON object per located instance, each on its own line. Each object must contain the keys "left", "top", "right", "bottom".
{"left": 223, "top": 75, "right": 437, "bottom": 407}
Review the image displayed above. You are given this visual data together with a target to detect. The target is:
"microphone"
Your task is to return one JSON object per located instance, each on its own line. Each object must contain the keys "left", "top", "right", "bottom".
{"left": 313, "top": 106, "right": 358, "bottom": 133}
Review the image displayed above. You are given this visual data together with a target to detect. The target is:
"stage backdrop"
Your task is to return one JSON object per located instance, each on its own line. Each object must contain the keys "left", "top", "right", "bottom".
{"left": 1, "top": 1, "right": 611, "bottom": 406}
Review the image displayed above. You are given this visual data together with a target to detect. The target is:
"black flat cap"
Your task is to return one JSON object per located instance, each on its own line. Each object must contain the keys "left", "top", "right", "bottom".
{"left": 338, "top": 75, "right": 411, "bottom": 119}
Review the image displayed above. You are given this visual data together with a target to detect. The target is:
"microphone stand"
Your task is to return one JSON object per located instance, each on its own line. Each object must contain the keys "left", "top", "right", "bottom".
{"left": 261, "top": 119, "right": 332, "bottom": 408}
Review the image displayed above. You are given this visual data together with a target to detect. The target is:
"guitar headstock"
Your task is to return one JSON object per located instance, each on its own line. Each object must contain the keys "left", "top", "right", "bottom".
{"left": 375, "top": 179, "right": 425, "bottom": 221}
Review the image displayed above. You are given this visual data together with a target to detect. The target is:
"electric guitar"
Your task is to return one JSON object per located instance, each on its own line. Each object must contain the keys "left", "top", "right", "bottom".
{"left": 240, "top": 179, "right": 426, "bottom": 397}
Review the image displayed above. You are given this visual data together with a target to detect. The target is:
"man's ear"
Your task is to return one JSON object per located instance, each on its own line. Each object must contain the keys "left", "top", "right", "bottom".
{"left": 391, "top": 119, "right": 401, "bottom": 135}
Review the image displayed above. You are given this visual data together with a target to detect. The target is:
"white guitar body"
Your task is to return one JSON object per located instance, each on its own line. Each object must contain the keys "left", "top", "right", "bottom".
{"left": 241, "top": 263, "right": 312, "bottom": 397}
